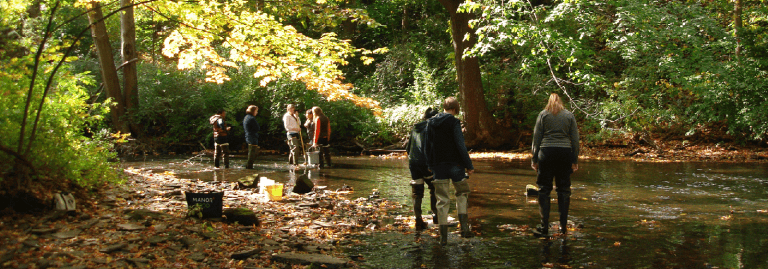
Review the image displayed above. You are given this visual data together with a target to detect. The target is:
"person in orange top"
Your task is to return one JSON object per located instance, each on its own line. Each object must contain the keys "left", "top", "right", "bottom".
{"left": 311, "top": 106, "right": 332, "bottom": 168}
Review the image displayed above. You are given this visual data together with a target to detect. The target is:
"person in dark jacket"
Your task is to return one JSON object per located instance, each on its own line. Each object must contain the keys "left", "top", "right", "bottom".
{"left": 243, "top": 105, "right": 260, "bottom": 169}
{"left": 312, "top": 106, "right": 332, "bottom": 168}
{"left": 531, "top": 93, "right": 580, "bottom": 237}
{"left": 425, "top": 97, "right": 475, "bottom": 245}
{"left": 304, "top": 109, "right": 315, "bottom": 154}
{"left": 209, "top": 109, "right": 232, "bottom": 168}
{"left": 405, "top": 107, "right": 440, "bottom": 231}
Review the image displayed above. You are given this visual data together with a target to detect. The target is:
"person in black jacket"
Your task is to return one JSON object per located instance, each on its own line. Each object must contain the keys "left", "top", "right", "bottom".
{"left": 405, "top": 107, "right": 439, "bottom": 231}
{"left": 425, "top": 97, "right": 475, "bottom": 245}
{"left": 243, "top": 105, "right": 260, "bottom": 169}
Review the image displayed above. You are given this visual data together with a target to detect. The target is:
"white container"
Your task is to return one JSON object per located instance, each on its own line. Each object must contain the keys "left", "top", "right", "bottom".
{"left": 306, "top": 150, "right": 320, "bottom": 166}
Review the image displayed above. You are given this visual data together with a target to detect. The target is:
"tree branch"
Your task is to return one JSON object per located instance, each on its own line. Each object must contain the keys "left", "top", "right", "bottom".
{"left": 116, "top": 58, "right": 140, "bottom": 71}
{"left": 0, "top": 144, "right": 37, "bottom": 175}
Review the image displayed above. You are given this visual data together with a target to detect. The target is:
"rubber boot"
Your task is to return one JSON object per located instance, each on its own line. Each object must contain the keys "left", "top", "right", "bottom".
{"left": 425, "top": 177, "right": 438, "bottom": 225}
{"left": 537, "top": 190, "right": 551, "bottom": 237}
{"left": 415, "top": 218, "right": 426, "bottom": 231}
{"left": 222, "top": 144, "right": 230, "bottom": 168}
{"left": 458, "top": 214, "right": 473, "bottom": 238}
{"left": 433, "top": 179, "right": 452, "bottom": 226}
{"left": 453, "top": 179, "right": 472, "bottom": 238}
{"left": 322, "top": 145, "right": 332, "bottom": 168}
{"left": 557, "top": 191, "right": 571, "bottom": 235}
{"left": 412, "top": 183, "right": 426, "bottom": 231}
{"left": 439, "top": 225, "right": 449, "bottom": 246}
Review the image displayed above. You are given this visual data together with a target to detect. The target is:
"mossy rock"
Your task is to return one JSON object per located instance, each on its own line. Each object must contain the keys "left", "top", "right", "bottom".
{"left": 223, "top": 207, "right": 259, "bottom": 226}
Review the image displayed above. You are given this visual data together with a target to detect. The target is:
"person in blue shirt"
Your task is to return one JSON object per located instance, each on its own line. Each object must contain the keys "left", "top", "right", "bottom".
{"left": 243, "top": 105, "right": 260, "bottom": 169}
{"left": 425, "top": 97, "right": 475, "bottom": 245}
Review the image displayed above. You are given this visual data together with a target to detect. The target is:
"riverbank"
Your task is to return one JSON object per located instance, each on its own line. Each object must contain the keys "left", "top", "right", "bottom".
{"left": 0, "top": 168, "right": 412, "bottom": 268}
{"left": 470, "top": 140, "right": 768, "bottom": 163}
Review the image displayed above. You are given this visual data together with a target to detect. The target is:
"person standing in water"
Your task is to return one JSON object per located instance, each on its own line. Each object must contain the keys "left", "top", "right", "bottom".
{"left": 312, "top": 106, "right": 332, "bottom": 168}
{"left": 243, "top": 105, "right": 260, "bottom": 169}
{"left": 282, "top": 104, "right": 302, "bottom": 165}
{"left": 406, "top": 107, "right": 440, "bottom": 230}
{"left": 531, "top": 93, "right": 580, "bottom": 237}
{"left": 425, "top": 97, "right": 475, "bottom": 245}
{"left": 209, "top": 109, "right": 232, "bottom": 168}
{"left": 304, "top": 109, "right": 315, "bottom": 154}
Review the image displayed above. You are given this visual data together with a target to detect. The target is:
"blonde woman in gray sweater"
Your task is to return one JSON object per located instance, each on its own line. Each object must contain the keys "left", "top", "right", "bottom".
{"left": 531, "top": 93, "right": 580, "bottom": 237}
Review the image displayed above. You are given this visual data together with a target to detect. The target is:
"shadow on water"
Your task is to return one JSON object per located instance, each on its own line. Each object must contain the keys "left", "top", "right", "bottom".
{"left": 124, "top": 155, "right": 768, "bottom": 268}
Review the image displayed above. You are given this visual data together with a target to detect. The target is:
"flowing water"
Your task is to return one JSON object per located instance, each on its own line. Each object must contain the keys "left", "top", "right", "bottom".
{"left": 125, "top": 154, "right": 768, "bottom": 268}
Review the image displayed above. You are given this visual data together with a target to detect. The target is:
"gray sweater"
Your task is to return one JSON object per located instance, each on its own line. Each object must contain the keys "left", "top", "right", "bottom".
{"left": 531, "top": 109, "right": 580, "bottom": 164}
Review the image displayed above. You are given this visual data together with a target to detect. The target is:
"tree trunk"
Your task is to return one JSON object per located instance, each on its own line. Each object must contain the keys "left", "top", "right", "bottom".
{"left": 340, "top": 0, "right": 357, "bottom": 40}
{"left": 437, "top": 0, "right": 507, "bottom": 148}
{"left": 121, "top": 0, "right": 140, "bottom": 136}
{"left": 88, "top": 1, "right": 129, "bottom": 133}
{"left": 402, "top": 6, "right": 409, "bottom": 36}
{"left": 734, "top": 0, "right": 742, "bottom": 59}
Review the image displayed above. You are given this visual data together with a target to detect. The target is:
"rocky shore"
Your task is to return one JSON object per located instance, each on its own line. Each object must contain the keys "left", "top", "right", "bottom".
{"left": 0, "top": 168, "right": 412, "bottom": 268}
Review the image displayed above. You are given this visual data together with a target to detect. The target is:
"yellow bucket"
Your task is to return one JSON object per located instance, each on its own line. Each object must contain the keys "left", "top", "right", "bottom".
{"left": 266, "top": 184, "right": 283, "bottom": 201}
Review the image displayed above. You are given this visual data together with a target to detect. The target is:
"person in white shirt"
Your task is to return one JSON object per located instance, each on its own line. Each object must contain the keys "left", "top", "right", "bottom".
{"left": 282, "top": 104, "right": 302, "bottom": 165}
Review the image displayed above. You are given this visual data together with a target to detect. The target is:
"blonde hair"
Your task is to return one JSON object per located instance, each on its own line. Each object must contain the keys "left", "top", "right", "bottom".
{"left": 545, "top": 93, "right": 565, "bottom": 115}
{"left": 311, "top": 106, "right": 325, "bottom": 118}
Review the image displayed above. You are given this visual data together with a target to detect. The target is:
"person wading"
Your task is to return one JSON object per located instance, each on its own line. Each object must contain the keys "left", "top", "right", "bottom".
{"left": 243, "top": 105, "right": 260, "bottom": 169}
{"left": 425, "top": 97, "right": 475, "bottom": 245}
{"left": 531, "top": 93, "right": 580, "bottom": 237}
{"left": 312, "top": 106, "right": 332, "bottom": 168}
{"left": 282, "top": 104, "right": 302, "bottom": 166}
{"left": 209, "top": 109, "right": 232, "bottom": 168}
{"left": 406, "top": 107, "right": 440, "bottom": 231}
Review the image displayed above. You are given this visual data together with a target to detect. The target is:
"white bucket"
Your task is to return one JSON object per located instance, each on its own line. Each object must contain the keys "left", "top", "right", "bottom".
{"left": 306, "top": 150, "right": 320, "bottom": 165}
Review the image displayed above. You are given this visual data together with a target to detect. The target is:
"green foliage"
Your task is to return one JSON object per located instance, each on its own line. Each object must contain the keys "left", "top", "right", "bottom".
{"left": 0, "top": 57, "right": 119, "bottom": 187}
{"left": 464, "top": 0, "right": 768, "bottom": 141}
{"left": 125, "top": 63, "right": 382, "bottom": 150}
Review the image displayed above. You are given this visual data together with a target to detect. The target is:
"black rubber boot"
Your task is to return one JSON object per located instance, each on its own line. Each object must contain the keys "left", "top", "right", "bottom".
{"left": 458, "top": 214, "right": 473, "bottom": 238}
{"left": 558, "top": 192, "right": 571, "bottom": 235}
{"left": 439, "top": 225, "right": 449, "bottom": 246}
{"left": 537, "top": 191, "right": 551, "bottom": 237}
{"left": 415, "top": 218, "right": 427, "bottom": 231}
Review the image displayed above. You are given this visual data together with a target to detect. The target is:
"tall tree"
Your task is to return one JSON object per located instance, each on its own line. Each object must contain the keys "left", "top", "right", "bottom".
{"left": 121, "top": 0, "right": 139, "bottom": 135}
{"left": 437, "top": 0, "right": 506, "bottom": 148}
{"left": 88, "top": 1, "right": 129, "bottom": 134}
{"left": 734, "top": 0, "right": 742, "bottom": 59}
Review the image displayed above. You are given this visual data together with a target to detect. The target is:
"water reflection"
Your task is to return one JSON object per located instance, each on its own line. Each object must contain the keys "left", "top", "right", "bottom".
{"left": 124, "top": 155, "right": 768, "bottom": 268}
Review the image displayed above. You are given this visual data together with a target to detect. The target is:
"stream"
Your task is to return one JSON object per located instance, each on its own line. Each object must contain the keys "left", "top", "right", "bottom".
{"left": 124, "top": 154, "right": 768, "bottom": 268}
